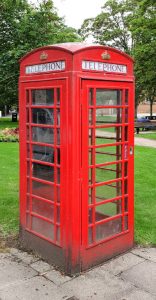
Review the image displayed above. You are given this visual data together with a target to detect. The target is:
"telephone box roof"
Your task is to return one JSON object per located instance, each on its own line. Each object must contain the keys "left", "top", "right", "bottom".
{"left": 20, "top": 42, "right": 134, "bottom": 62}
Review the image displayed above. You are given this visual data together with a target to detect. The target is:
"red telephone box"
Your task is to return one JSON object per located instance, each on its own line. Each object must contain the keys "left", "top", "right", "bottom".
{"left": 19, "top": 43, "right": 134, "bottom": 274}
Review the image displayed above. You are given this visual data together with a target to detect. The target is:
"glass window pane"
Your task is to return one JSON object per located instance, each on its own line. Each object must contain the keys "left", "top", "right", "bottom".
{"left": 32, "top": 198, "right": 54, "bottom": 220}
{"left": 89, "top": 129, "right": 95, "bottom": 146}
{"left": 26, "top": 90, "right": 29, "bottom": 105}
{"left": 95, "top": 200, "right": 121, "bottom": 222}
{"left": 89, "top": 109, "right": 94, "bottom": 125}
{"left": 88, "top": 207, "right": 93, "bottom": 224}
{"left": 96, "top": 217, "right": 122, "bottom": 242}
{"left": 125, "top": 89, "right": 128, "bottom": 105}
{"left": 95, "top": 127, "right": 122, "bottom": 145}
{"left": 32, "top": 89, "right": 54, "bottom": 105}
{"left": 26, "top": 126, "right": 30, "bottom": 140}
{"left": 26, "top": 108, "right": 29, "bottom": 123}
{"left": 56, "top": 226, "right": 60, "bottom": 243}
{"left": 57, "top": 129, "right": 60, "bottom": 145}
{"left": 26, "top": 213, "right": 30, "bottom": 228}
{"left": 95, "top": 145, "right": 122, "bottom": 164}
{"left": 124, "top": 215, "right": 128, "bottom": 230}
{"left": 32, "top": 127, "right": 54, "bottom": 144}
{"left": 96, "top": 89, "right": 121, "bottom": 106}
{"left": 27, "top": 143, "right": 30, "bottom": 158}
{"left": 125, "top": 108, "right": 128, "bottom": 123}
{"left": 89, "top": 88, "right": 94, "bottom": 106}
{"left": 32, "top": 162, "right": 54, "bottom": 182}
{"left": 56, "top": 149, "right": 61, "bottom": 165}
{"left": 89, "top": 148, "right": 94, "bottom": 165}
{"left": 96, "top": 182, "right": 122, "bottom": 202}
{"left": 96, "top": 108, "right": 122, "bottom": 125}
{"left": 56, "top": 88, "right": 60, "bottom": 105}
{"left": 32, "top": 181, "right": 55, "bottom": 201}
{"left": 57, "top": 206, "right": 60, "bottom": 223}
{"left": 27, "top": 178, "right": 30, "bottom": 193}
{"left": 96, "top": 163, "right": 122, "bottom": 184}
{"left": 32, "top": 216, "right": 54, "bottom": 240}
{"left": 125, "top": 197, "right": 128, "bottom": 212}
{"left": 88, "top": 227, "right": 94, "bottom": 245}
{"left": 32, "top": 145, "right": 54, "bottom": 163}
{"left": 89, "top": 188, "right": 94, "bottom": 204}
{"left": 32, "top": 108, "right": 54, "bottom": 125}
{"left": 26, "top": 195, "right": 30, "bottom": 210}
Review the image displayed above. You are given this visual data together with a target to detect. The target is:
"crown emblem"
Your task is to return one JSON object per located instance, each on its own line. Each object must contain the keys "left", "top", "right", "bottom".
{"left": 40, "top": 52, "right": 48, "bottom": 60}
{"left": 101, "top": 51, "right": 110, "bottom": 60}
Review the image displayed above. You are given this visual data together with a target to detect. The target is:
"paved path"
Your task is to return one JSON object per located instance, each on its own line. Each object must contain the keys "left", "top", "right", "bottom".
{"left": 0, "top": 247, "right": 156, "bottom": 299}
{"left": 96, "top": 130, "right": 156, "bottom": 148}
{"left": 135, "top": 136, "right": 156, "bottom": 148}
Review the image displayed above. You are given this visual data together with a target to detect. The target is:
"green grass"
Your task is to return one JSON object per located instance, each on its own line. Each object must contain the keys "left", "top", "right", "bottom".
{"left": 0, "top": 141, "right": 156, "bottom": 246}
{"left": 134, "top": 146, "right": 156, "bottom": 245}
{"left": 136, "top": 132, "right": 156, "bottom": 140}
{"left": 0, "top": 143, "right": 19, "bottom": 235}
{"left": 0, "top": 117, "right": 18, "bottom": 130}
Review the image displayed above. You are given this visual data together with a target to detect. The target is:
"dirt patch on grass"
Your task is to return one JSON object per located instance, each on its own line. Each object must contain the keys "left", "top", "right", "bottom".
{"left": 0, "top": 231, "right": 18, "bottom": 252}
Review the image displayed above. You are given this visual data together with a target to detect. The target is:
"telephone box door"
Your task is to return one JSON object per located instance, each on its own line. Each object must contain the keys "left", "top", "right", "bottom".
{"left": 81, "top": 80, "right": 134, "bottom": 269}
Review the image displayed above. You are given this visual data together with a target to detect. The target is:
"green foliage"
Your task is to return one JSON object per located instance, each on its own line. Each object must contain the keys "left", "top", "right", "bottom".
{"left": 80, "top": 0, "right": 132, "bottom": 53}
{"left": 0, "top": 119, "right": 19, "bottom": 141}
{"left": 0, "top": 0, "right": 81, "bottom": 111}
{"left": 80, "top": 0, "right": 156, "bottom": 112}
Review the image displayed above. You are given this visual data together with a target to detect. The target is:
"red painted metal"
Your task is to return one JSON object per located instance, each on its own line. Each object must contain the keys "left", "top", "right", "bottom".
{"left": 19, "top": 43, "right": 134, "bottom": 274}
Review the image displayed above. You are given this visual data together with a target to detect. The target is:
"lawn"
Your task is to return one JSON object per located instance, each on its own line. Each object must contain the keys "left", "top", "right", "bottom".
{"left": 0, "top": 141, "right": 156, "bottom": 245}
{"left": 0, "top": 143, "right": 19, "bottom": 235}
{"left": 134, "top": 146, "right": 156, "bottom": 245}
{"left": 0, "top": 117, "right": 18, "bottom": 130}
{"left": 135, "top": 132, "right": 156, "bottom": 140}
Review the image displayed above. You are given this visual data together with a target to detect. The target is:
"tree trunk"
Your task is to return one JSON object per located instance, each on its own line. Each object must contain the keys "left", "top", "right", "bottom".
{"left": 150, "top": 99, "right": 153, "bottom": 117}
{"left": 4, "top": 105, "right": 7, "bottom": 116}
{"left": 135, "top": 102, "right": 138, "bottom": 119}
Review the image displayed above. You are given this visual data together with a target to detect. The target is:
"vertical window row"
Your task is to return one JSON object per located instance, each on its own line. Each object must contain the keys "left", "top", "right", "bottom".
{"left": 88, "top": 88, "right": 129, "bottom": 245}
{"left": 26, "top": 88, "right": 61, "bottom": 245}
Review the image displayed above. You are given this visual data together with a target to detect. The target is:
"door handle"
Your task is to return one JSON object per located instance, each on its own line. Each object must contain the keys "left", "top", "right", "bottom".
{"left": 129, "top": 146, "right": 133, "bottom": 155}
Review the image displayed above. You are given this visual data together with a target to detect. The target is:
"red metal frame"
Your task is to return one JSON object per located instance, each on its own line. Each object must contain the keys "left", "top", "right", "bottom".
{"left": 19, "top": 43, "right": 134, "bottom": 274}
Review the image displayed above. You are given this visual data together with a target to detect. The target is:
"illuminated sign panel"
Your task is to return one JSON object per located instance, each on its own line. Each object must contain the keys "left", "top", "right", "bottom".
{"left": 25, "top": 61, "right": 65, "bottom": 74}
{"left": 82, "top": 60, "right": 127, "bottom": 74}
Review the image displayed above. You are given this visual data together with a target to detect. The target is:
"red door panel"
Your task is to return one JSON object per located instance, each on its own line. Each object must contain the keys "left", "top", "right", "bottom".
{"left": 81, "top": 80, "right": 134, "bottom": 269}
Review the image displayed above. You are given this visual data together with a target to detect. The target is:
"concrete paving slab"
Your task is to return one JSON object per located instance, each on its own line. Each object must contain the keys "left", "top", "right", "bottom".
{"left": 0, "top": 247, "right": 156, "bottom": 299}
{"left": 121, "top": 260, "right": 156, "bottom": 295}
{"left": 44, "top": 269, "right": 71, "bottom": 286}
{"left": 30, "top": 260, "right": 52, "bottom": 274}
{"left": 62, "top": 268, "right": 134, "bottom": 300}
{"left": 100, "top": 252, "right": 145, "bottom": 275}
{"left": 131, "top": 247, "right": 156, "bottom": 263}
{"left": 0, "top": 256, "right": 37, "bottom": 288}
{"left": 0, "top": 252, "right": 11, "bottom": 259}
{"left": 0, "top": 276, "right": 73, "bottom": 300}
{"left": 123, "top": 289, "right": 155, "bottom": 300}
{"left": 10, "top": 248, "right": 39, "bottom": 264}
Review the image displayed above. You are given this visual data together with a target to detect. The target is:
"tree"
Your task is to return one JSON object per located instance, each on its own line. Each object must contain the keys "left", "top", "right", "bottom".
{"left": 80, "top": 0, "right": 156, "bottom": 116}
{"left": 129, "top": 0, "right": 156, "bottom": 116}
{"left": 80, "top": 0, "right": 133, "bottom": 53}
{"left": 0, "top": 0, "right": 81, "bottom": 114}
